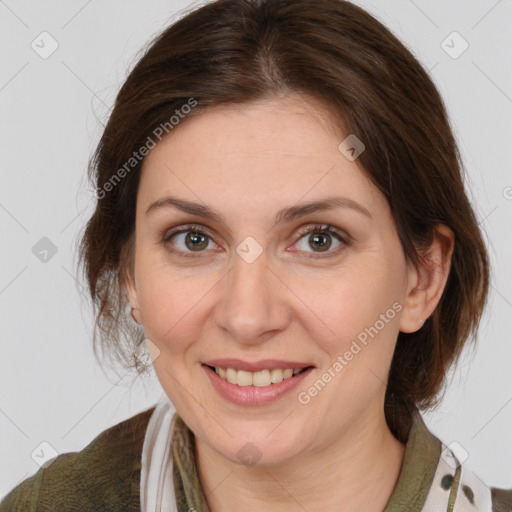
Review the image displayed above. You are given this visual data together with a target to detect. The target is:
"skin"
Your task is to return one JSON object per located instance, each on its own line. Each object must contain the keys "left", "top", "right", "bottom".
{"left": 124, "top": 92, "right": 454, "bottom": 511}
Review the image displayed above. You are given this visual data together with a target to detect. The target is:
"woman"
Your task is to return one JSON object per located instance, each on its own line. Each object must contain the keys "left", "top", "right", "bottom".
{"left": 1, "top": 0, "right": 510, "bottom": 510}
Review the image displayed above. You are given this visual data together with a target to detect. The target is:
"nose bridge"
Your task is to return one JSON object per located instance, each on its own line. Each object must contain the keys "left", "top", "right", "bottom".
{"left": 214, "top": 244, "right": 286, "bottom": 343}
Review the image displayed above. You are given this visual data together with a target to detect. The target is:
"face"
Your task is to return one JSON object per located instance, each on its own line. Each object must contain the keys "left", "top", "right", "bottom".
{"left": 125, "top": 92, "right": 418, "bottom": 466}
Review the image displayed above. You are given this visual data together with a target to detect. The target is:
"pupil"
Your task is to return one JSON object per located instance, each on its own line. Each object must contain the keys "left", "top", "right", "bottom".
{"left": 187, "top": 232, "right": 207, "bottom": 250}
{"left": 311, "top": 233, "right": 331, "bottom": 251}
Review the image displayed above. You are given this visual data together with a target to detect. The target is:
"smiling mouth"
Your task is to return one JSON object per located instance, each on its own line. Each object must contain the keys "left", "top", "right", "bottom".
{"left": 204, "top": 364, "right": 314, "bottom": 387}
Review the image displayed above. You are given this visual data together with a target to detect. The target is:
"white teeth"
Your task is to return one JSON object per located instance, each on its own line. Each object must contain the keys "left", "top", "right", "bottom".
{"left": 226, "top": 367, "right": 238, "bottom": 384}
{"left": 213, "top": 366, "right": 305, "bottom": 386}
{"left": 252, "top": 369, "right": 271, "bottom": 387}
{"left": 237, "top": 370, "right": 253, "bottom": 386}
{"left": 270, "top": 368, "right": 283, "bottom": 383}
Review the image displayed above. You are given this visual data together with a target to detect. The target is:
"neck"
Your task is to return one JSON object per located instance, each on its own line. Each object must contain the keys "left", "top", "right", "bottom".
{"left": 194, "top": 399, "right": 407, "bottom": 512}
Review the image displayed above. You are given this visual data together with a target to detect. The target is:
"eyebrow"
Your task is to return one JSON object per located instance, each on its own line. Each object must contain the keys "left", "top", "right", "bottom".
{"left": 145, "top": 194, "right": 373, "bottom": 226}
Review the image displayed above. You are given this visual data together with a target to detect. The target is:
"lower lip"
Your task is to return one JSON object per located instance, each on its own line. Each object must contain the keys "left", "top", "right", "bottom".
{"left": 202, "top": 364, "right": 314, "bottom": 406}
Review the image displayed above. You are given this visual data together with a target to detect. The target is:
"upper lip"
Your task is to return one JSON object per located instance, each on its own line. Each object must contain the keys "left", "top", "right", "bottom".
{"left": 203, "top": 358, "right": 315, "bottom": 372}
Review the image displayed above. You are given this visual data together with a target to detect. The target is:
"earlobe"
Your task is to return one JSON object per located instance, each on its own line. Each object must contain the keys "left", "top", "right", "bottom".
{"left": 399, "top": 224, "right": 455, "bottom": 334}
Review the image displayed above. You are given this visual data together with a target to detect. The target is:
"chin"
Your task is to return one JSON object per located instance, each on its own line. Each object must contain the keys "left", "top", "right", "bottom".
{"left": 213, "top": 429, "right": 306, "bottom": 468}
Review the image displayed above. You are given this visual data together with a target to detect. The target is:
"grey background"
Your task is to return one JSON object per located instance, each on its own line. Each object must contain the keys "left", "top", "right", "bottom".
{"left": 1, "top": 0, "right": 511, "bottom": 497}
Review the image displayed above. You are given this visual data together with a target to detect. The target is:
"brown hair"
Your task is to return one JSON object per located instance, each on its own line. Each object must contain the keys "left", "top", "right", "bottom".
{"left": 77, "top": 0, "right": 490, "bottom": 442}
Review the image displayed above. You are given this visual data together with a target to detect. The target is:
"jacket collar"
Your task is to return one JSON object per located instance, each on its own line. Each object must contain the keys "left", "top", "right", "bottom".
{"left": 383, "top": 406, "right": 441, "bottom": 510}
{"left": 171, "top": 405, "right": 441, "bottom": 511}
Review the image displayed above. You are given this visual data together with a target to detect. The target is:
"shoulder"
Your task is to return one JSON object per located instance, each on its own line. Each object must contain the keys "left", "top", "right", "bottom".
{"left": 434, "top": 443, "right": 512, "bottom": 512}
{"left": 491, "top": 486, "right": 512, "bottom": 512}
{"left": 0, "top": 405, "right": 155, "bottom": 512}
{"left": 407, "top": 410, "right": 512, "bottom": 511}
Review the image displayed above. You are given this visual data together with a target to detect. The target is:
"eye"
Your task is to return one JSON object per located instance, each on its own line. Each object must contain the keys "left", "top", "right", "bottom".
{"left": 161, "top": 223, "right": 349, "bottom": 259}
{"left": 292, "top": 223, "right": 349, "bottom": 258}
{"left": 162, "top": 224, "right": 217, "bottom": 258}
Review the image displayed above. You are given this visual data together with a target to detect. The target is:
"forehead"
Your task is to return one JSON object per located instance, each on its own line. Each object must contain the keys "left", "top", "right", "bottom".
{"left": 137, "top": 93, "right": 387, "bottom": 222}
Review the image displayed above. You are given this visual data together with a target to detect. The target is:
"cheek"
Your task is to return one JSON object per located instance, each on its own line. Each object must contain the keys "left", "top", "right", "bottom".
{"left": 135, "top": 260, "right": 216, "bottom": 353}
{"left": 291, "top": 262, "right": 401, "bottom": 351}
{"left": 295, "top": 267, "right": 402, "bottom": 410}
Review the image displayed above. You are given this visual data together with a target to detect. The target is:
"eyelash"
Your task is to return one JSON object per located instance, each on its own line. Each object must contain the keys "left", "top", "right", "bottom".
{"left": 161, "top": 223, "right": 349, "bottom": 260}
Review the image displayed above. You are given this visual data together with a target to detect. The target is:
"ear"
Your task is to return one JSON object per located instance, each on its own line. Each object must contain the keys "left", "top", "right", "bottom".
{"left": 399, "top": 224, "right": 455, "bottom": 333}
{"left": 122, "top": 264, "right": 143, "bottom": 325}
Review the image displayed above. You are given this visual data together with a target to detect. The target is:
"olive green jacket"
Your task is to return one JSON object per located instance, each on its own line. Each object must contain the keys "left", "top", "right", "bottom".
{"left": 1, "top": 405, "right": 511, "bottom": 511}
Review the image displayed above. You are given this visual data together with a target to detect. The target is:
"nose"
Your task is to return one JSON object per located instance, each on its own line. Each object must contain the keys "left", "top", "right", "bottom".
{"left": 213, "top": 247, "right": 290, "bottom": 345}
